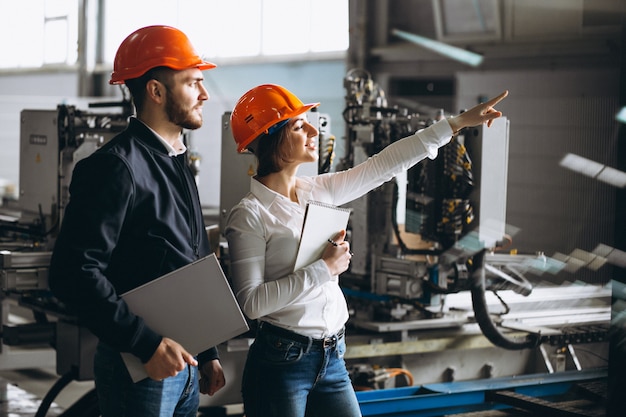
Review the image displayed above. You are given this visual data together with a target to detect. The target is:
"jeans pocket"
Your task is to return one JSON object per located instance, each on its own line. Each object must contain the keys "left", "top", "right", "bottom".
{"left": 258, "top": 333, "right": 304, "bottom": 364}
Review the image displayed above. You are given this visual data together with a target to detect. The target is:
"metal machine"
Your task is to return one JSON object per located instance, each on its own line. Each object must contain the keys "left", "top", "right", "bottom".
{"left": 0, "top": 101, "right": 130, "bottom": 415}
{"left": 333, "top": 69, "right": 608, "bottom": 387}
{"left": 1, "top": 102, "right": 130, "bottom": 321}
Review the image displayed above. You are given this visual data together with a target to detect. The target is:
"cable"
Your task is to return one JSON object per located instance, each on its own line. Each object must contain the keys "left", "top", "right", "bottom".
{"left": 471, "top": 250, "right": 540, "bottom": 350}
{"left": 59, "top": 388, "right": 100, "bottom": 417}
{"left": 319, "top": 134, "right": 335, "bottom": 173}
{"left": 384, "top": 367, "right": 415, "bottom": 386}
{"left": 35, "top": 370, "right": 77, "bottom": 417}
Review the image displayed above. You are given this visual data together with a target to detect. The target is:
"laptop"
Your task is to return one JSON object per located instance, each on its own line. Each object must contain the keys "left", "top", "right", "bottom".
{"left": 121, "top": 253, "right": 249, "bottom": 382}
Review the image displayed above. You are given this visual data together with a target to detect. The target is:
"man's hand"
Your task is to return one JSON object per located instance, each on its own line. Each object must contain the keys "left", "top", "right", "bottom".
{"left": 199, "top": 359, "right": 226, "bottom": 396}
{"left": 144, "top": 337, "right": 198, "bottom": 381}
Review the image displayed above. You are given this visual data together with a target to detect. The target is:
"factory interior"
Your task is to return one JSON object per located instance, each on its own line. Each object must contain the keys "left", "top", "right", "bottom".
{"left": 0, "top": 0, "right": 624, "bottom": 416}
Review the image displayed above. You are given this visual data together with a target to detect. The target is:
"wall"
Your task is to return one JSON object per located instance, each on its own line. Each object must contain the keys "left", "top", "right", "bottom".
{"left": 0, "top": 59, "right": 347, "bottom": 208}
{"left": 456, "top": 67, "right": 620, "bottom": 284}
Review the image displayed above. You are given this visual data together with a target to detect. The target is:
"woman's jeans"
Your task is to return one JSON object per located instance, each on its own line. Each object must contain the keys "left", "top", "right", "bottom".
{"left": 242, "top": 322, "right": 362, "bottom": 417}
{"left": 94, "top": 342, "right": 199, "bottom": 417}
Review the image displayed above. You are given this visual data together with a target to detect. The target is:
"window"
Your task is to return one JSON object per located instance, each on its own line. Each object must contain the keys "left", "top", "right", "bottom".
{"left": 0, "top": 0, "right": 348, "bottom": 70}
{"left": 0, "top": 0, "right": 78, "bottom": 68}
{"left": 104, "top": 0, "right": 349, "bottom": 62}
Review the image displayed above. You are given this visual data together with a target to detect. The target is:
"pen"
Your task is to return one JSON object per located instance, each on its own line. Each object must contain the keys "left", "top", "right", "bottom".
{"left": 328, "top": 238, "right": 354, "bottom": 256}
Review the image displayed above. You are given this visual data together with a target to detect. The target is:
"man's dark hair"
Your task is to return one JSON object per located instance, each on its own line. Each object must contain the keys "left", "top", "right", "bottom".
{"left": 124, "top": 66, "right": 175, "bottom": 113}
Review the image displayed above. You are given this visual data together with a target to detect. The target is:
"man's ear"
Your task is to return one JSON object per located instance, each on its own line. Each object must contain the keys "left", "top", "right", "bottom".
{"left": 146, "top": 79, "right": 164, "bottom": 102}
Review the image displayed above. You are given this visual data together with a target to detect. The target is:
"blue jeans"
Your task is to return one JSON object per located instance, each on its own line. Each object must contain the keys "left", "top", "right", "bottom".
{"left": 94, "top": 342, "right": 199, "bottom": 417}
{"left": 242, "top": 323, "right": 362, "bottom": 417}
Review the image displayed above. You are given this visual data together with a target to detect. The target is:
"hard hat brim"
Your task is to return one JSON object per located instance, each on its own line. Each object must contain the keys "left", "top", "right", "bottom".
{"left": 109, "top": 60, "right": 217, "bottom": 85}
{"left": 236, "top": 102, "right": 319, "bottom": 153}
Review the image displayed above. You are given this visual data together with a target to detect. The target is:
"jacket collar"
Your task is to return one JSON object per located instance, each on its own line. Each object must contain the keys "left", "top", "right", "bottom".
{"left": 127, "top": 117, "right": 184, "bottom": 156}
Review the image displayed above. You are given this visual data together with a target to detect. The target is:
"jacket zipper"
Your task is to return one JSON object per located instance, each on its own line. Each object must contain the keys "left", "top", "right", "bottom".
{"left": 174, "top": 155, "right": 200, "bottom": 258}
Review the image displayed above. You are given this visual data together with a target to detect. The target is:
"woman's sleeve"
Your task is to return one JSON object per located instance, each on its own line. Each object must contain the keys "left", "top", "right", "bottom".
{"left": 323, "top": 118, "right": 455, "bottom": 206}
{"left": 224, "top": 204, "right": 333, "bottom": 320}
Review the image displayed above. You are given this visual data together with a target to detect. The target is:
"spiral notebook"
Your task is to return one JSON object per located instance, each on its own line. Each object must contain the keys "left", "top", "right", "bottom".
{"left": 120, "top": 253, "right": 249, "bottom": 382}
{"left": 294, "top": 200, "right": 352, "bottom": 271}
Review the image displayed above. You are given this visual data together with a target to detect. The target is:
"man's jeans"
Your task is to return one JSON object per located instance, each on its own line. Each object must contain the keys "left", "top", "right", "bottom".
{"left": 94, "top": 342, "right": 199, "bottom": 417}
{"left": 242, "top": 323, "right": 362, "bottom": 417}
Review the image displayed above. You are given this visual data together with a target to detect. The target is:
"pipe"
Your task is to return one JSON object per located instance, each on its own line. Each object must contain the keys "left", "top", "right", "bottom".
{"left": 471, "top": 250, "right": 540, "bottom": 350}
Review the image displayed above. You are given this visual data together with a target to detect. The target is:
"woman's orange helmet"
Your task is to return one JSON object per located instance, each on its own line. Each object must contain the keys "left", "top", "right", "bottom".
{"left": 230, "top": 84, "right": 320, "bottom": 153}
{"left": 110, "top": 25, "right": 216, "bottom": 85}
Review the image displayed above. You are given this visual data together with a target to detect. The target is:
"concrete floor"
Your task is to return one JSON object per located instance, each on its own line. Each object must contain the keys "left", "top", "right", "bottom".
{"left": 0, "top": 366, "right": 245, "bottom": 417}
{"left": 0, "top": 367, "right": 94, "bottom": 416}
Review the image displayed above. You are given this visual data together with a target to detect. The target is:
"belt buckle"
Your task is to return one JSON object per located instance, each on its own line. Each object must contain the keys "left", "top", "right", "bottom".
{"left": 322, "top": 336, "right": 336, "bottom": 348}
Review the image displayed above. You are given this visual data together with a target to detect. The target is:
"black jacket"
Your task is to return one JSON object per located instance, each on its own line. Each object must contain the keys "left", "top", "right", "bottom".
{"left": 49, "top": 118, "right": 218, "bottom": 365}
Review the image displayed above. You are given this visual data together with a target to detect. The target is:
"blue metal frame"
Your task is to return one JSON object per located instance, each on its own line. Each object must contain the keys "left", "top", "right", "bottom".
{"left": 356, "top": 368, "right": 607, "bottom": 416}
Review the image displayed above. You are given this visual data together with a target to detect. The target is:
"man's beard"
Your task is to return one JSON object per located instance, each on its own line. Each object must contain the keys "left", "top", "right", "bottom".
{"left": 164, "top": 92, "right": 203, "bottom": 130}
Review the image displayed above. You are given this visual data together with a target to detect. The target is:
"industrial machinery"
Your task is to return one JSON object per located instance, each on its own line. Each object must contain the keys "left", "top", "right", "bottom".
{"left": 0, "top": 101, "right": 129, "bottom": 416}
{"left": 334, "top": 69, "right": 609, "bottom": 414}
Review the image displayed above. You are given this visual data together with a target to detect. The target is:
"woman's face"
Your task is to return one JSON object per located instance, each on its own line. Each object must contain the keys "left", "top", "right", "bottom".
{"left": 281, "top": 115, "right": 319, "bottom": 165}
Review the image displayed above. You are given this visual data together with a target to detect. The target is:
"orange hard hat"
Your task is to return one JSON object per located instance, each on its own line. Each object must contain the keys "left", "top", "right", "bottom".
{"left": 110, "top": 25, "right": 216, "bottom": 85}
{"left": 230, "top": 84, "right": 320, "bottom": 153}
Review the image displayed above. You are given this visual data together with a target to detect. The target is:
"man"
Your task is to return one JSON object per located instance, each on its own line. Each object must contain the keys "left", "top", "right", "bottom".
{"left": 48, "top": 25, "right": 224, "bottom": 416}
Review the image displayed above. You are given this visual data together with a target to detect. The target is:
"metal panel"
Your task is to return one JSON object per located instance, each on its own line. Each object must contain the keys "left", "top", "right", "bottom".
{"left": 356, "top": 368, "right": 607, "bottom": 416}
{"left": 466, "top": 117, "right": 510, "bottom": 248}
{"left": 19, "top": 110, "right": 59, "bottom": 217}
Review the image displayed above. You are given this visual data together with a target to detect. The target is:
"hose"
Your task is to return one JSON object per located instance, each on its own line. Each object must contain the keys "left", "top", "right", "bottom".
{"left": 471, "top": 250, "right": 540, "bottom": 350}
{"left": 385, "top": 368, "right": 415, "bottom": 386}
{"left": 35, "top": 370, "right": 76, "bottom": 417}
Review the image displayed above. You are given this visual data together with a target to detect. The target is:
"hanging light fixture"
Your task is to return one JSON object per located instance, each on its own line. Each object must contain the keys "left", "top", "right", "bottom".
{"left": 391, "top": 28, "right": 484, "bottom": 67}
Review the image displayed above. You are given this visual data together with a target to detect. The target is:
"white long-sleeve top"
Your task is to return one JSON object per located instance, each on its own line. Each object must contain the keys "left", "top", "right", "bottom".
{"left": 224, "top": 118, "right": 454, "bottom": 338}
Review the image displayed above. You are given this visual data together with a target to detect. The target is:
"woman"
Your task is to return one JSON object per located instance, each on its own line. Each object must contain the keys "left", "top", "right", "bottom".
{"left": 224, "top": 83, "right": 508, "bottom": 417}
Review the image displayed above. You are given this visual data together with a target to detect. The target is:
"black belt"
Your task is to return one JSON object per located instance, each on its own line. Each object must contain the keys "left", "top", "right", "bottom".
{"left": 258, "top": 321, "right": 344, "bottom": 348}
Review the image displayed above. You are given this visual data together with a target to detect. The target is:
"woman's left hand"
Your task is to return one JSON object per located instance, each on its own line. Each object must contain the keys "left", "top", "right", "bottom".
{"left": 322, "top": 230, "right": 352, "bottom": 276}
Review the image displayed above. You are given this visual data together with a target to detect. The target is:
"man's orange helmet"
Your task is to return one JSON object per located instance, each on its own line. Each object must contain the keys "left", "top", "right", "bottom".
{"left": 230, "top": 84, "right": 320, "bottom": 153}
{"left": 110, "top": 25, "right": 216, "bottom": 85}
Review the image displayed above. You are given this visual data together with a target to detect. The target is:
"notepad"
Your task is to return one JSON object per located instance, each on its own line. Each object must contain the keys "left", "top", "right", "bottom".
{"left": 293, "top": 200, "right": 352, "bottom": 271}
{"left": 120, "top": 253, "right": 249, "bottom": 382}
